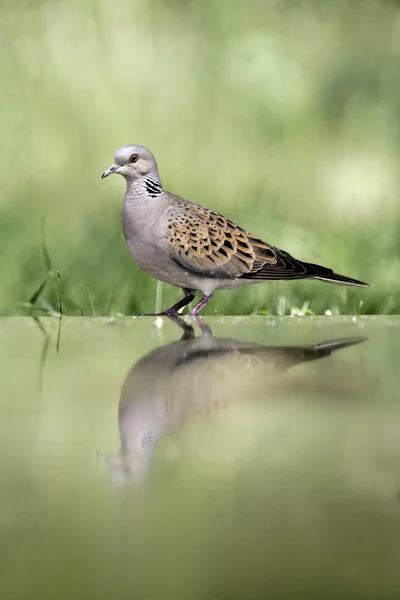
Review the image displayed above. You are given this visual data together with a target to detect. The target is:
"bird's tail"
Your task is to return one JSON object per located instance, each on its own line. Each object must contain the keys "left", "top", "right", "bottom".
{"left": 300, "top": 260, "right": 369, "bottom": 287}
{"left": 315, "top": 272, "right": 369, "bottom": 287}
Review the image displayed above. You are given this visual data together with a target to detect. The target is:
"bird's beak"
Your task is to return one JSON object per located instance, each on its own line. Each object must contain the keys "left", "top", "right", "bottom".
{"left": 101, "top": 164, "right": 119, "bottom": 179}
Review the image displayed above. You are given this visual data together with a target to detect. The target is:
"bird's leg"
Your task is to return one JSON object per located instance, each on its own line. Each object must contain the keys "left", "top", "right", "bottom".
{"left": 164, "top": 303, "right": 212, "bottom": 336}
{"left": 188, "top": 293, "right": 213, "bottom": 317}
{"left": 164, "top": 288, "right": 196, "bottom": 314}
{"left": 138, "top": 288, "right": 196, "bottom": 317}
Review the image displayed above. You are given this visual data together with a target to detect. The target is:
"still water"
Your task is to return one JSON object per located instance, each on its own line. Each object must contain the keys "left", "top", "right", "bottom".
{"left": 1, "top": 315, "right": 400, "bottom": 599}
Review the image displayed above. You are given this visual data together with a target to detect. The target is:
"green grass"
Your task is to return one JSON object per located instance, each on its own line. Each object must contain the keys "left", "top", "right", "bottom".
{"left": 1, "top": 0, "right": 399, "bottom": 316}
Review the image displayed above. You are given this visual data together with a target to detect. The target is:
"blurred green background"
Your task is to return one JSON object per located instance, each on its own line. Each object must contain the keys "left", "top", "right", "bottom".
{"left": 1, "top": 0, "right": 399, "bottom": 316}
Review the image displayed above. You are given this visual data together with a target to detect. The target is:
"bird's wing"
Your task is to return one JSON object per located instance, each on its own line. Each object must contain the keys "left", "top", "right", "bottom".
{"left": 166, "top": 198, "right": 323, "bottom": 280}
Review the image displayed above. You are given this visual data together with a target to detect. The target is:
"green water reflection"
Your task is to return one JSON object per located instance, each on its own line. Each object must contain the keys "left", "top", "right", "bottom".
{"left": 1, "top": 316, "right": 400, "bottom": 600}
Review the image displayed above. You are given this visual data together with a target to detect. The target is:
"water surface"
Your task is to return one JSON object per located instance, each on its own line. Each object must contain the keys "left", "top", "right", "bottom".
{"left": 1, "top": 316, "right": 400, "bottom": 599}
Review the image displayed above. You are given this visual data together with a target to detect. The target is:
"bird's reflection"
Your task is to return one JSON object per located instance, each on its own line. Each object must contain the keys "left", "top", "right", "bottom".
{"left": 106, "top": 317, "right": 366, "bottom": 485}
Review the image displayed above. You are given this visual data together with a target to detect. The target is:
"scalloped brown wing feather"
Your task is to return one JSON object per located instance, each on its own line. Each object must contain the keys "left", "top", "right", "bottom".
{"left": 166, "top": 197, "right": 281, "bottom": 279}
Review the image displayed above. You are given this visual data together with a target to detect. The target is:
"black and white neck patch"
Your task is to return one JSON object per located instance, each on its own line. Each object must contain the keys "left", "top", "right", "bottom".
{"left": 145, "top": 176, "right": 163, "bottom": 198}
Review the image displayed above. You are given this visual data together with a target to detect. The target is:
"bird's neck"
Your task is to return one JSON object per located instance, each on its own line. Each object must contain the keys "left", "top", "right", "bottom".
{"left": 125, "top": 173, "right": 163, "bottom": 203}
{"left": 122, "top": 174, "right": 166, "bottom": 239}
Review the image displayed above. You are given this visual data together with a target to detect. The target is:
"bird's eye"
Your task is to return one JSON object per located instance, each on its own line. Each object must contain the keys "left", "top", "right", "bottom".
{"left": 129, "top": 154, "right": 139, "bottom": 164}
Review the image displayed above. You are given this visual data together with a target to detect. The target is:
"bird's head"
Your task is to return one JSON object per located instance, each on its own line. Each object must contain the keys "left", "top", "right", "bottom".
{"left": 102, "top": 145, "right": 160, "bottom": 181}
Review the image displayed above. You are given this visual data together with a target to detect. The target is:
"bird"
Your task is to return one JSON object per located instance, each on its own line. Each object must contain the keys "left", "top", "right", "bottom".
{"left": 103, "top": 322, "right": 367, "bottom": 485}
{"left": 102, "top": 145, "right": 369, "bottom": 317}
